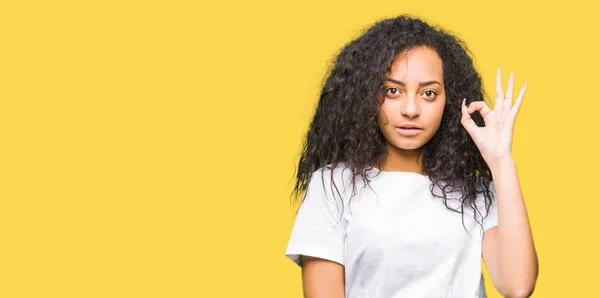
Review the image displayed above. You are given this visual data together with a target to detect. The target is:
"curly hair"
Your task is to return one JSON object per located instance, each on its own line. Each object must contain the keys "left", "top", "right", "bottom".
{"left": 291, "top": 14, "right": 495, "bottom": 231}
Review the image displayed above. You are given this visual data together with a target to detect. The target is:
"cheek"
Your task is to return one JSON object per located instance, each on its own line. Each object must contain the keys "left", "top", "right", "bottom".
{"left": 435, "top": 106, "right": 445, "bottom": 122}
{"left": 377, "top": 103, "right": 391, "bottom": 126}
{"left": 419, "top": 102, "right": 445, "bottom": 132}
{"left": 431, "top": 100, "right": 446, "bottom": 122}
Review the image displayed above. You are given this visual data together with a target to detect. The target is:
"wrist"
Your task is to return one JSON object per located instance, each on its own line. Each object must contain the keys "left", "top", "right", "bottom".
{"left": 487, "top": 155, "right": 516, "bottom": 175}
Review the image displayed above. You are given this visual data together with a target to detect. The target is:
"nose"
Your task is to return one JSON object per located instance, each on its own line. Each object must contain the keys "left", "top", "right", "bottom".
{"left": 400, "top": 94, "right": 421, "bottom": 118}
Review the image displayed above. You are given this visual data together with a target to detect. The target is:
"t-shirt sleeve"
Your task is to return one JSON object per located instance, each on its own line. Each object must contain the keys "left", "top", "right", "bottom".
{"left": 285, "top": 170, "right": 347, "bottom": 267}
{"left": 483, "top": 181, "right": 499, "bottom": 232}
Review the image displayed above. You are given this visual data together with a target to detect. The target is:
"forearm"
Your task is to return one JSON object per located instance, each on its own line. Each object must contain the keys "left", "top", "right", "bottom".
{"left": 489, "top": 156, "right": 539, "bottom": 297}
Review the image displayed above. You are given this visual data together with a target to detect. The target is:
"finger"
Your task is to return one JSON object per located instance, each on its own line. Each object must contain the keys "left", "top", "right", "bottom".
{"left": 495, "top": 67, "right": 504, "bottom": 111}
{"left": 461, "top": 98, "right": 478, "bottom": 134}
{"left": 509, "top": 81, "right": 527, "bottom": 118}
{"left": 504, "top": 72, "right": 514, "bottom": 110}
{"left": 467, "top": 101, "right": 493, "bottom": 119}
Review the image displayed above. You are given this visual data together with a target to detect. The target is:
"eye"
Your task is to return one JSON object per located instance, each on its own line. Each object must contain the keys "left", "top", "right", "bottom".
{"left": 423, "top": 90, "right": 438, "bottom": 100}
{"left": 385, "top": 87, "right": 402, "bottom": 97}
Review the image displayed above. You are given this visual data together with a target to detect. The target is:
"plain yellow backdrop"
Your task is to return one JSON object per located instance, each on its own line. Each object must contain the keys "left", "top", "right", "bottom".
{"left": 1, "top": 0, "right": 598, "bottom": 297}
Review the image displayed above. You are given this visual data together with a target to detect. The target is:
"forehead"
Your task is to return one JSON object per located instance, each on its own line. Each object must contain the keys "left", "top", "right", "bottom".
{"left": 388, "top": 46, "right": 444, "bottom": 83}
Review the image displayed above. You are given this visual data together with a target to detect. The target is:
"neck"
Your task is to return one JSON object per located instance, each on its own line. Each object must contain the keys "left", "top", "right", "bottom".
{"left": 378, "top": 145, "right": 425, "bottom": 175}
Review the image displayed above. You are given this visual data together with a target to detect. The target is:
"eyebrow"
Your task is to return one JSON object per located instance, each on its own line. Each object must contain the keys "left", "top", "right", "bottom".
{"left": 385, "top": 78, "right": 442, "bottom": 87}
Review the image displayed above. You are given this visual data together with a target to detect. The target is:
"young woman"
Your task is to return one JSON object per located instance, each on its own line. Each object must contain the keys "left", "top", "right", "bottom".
{"left": 284, "top": 15, "right": 538, "bottom": 298}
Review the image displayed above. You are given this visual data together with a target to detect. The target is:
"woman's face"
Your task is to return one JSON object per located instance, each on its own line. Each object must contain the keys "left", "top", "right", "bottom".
{"left": 377, "top": 46, "right": 446, "bottom": 151}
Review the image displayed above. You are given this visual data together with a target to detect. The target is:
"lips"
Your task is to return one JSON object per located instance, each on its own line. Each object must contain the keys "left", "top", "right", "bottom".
{"left": 395, "top": 125, "right": 423, "bottom": 137}
{"left": 398, "top": 124, "right": 422, "bottom": 129}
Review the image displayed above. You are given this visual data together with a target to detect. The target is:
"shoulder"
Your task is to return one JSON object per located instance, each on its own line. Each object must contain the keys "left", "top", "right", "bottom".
{"left": 312, "top": 162, "right": 354, "bottom": 187}
{"left": 475, "top": 176, "right": 495, "bottom": 189}
{"left": 308, "top": 162, "right": 362, "bottom": 203}
{"left": 474, "top": 177, "right": 496, "bottom": 201}
{"left": 429, "top": 177, "right": 497, "bottom": 210}
{"left": 472, "top": 177, "right": 498, "bottom": 224}
{"left": 451, "top": 176, "right": 495, "bottom": 196}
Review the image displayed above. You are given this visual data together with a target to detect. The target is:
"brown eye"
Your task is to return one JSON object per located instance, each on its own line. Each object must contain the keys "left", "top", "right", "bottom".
{"left": 386, "top": 87, "right": 401, "bottom": 97}
{"left": 423, "top": 90, "right": 437, "bottom": 100}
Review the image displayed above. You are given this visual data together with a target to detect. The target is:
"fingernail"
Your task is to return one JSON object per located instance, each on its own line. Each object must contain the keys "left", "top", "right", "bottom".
{"left": 510, "top": 72, "right": 514, "bottom": 79}
{"left": 524, "top": 81, "right": 528, "bottom": 88}
{"left": 498, "top": 67, "right": 501, "bottom": 74}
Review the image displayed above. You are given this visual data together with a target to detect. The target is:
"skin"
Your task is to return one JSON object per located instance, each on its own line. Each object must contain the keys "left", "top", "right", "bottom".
{"left": 376, "top": 46, "right": 446, "bottom": 174}
{"left": 463, "top": 69, "right": 538, "bottom": 297}
{"left": 300, "top": 255, "right": 345, "bottom": 298}
{"left": 301, "top": 47, "right": 538, "bottom": 297}
{"left": 300, "top": 46, "right": 445, "bottom": 298}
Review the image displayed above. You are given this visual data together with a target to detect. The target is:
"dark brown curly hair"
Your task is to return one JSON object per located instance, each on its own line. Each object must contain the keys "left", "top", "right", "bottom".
{"left": 291, "top": 14, "right": 495, "bottom": 231}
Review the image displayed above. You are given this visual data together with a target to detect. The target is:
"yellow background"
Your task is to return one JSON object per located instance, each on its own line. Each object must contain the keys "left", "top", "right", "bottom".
{"left": 1, "top": 0, "right": 598, "bottom": 297}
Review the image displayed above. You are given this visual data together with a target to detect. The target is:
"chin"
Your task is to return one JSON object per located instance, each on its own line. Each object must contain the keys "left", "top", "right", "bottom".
{"left": 389, "top": 140, "right": 426, "bottom": 151}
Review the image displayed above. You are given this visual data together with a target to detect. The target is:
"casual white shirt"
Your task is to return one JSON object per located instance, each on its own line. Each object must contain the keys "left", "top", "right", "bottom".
{"left": 285, "top": 163, "right": 498, "bottom": 297}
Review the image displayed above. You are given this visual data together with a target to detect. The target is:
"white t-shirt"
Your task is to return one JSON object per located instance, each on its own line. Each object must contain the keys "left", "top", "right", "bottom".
{"left": 285, "top": 163, "right": 498, "bottom": 298}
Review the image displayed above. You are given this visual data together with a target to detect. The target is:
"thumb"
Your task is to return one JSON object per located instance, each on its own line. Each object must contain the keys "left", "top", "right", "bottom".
{"left": 460, "top": 98, "right": 478, "bottom": 135}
